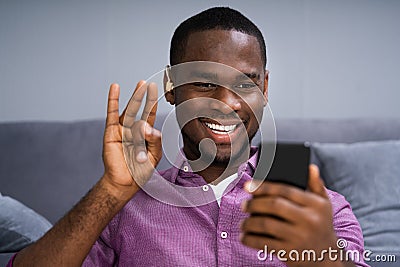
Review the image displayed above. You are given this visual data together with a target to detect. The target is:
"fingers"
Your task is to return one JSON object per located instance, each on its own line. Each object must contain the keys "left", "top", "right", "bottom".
{"left": 131, "top": 121, "right": 149, "bottom": 163}
{"left": 131, "top": 120, "right": 161, "bottom": 164}
{"left": 121, "top": 81, "right": 147, "bottom": 127}
{"left": 245, "top": 181, "right": 312, "bottom": 207}
{"left": 245, "top": 165, "right": 328, "bottom": 205}
{"left": 241, "top": 165, "right": 335, "bottom": 254}
{"left": 242, "top": 196, "right": 303, "bottom": 224}
{"left": 106, "top": 84, "right": 121, "bottom": 127}
{"left": 241, "top": 232, "right": 281, "bottom": 251}
{"left": 116, "top": 81, "right": 161, "bottom": 166}
{"left": 141, "top": 82, "right": 158, "bottom": 127}
{"left": 120, "top": 81, "right": 159, "bottom": 129}
{"left": 145, "top": 126, "right": 162, "bottom": 164}
{"left": 119, "top": 80, "right": 146, "bottom": 125}
{"left": 241, "top": 216, "right": 295, "bottom": 241}
{"left": 307, "top": 164, "right": 328, "bottom": 199}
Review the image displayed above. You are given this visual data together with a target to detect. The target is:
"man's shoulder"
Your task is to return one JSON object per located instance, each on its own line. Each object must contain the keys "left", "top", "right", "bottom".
{"left": 325, "top": 187, "right": 360, "bottom": 224}
{"left": 326, "top": 187, "right": 349, "bottom": 211}
{"left": 156, "top": 167, "right": 178, "bottom": 182}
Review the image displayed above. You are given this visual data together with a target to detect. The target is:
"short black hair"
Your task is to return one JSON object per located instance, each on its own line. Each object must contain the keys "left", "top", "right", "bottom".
{"left": 170, "top": 7, "right": 266, "bottom": 67}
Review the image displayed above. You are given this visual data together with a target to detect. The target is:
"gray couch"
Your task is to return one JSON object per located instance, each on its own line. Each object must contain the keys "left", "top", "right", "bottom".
{"left": 1, "top": 117, "right": 400, "bottom": 266}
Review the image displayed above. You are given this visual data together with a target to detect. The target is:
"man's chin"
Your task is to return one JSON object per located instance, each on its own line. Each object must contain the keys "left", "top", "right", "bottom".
{"left": 211, "top": 144, "right": 251, "bottom": 166}
{"left": 182, "top": 131, "right": 254, "bottom": 167}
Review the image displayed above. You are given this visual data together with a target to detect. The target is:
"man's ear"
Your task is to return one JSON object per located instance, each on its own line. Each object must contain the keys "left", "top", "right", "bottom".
{"left": 163, "top": 65, "right": 175, "bottom": 105}
{"left": 263, "top": 69, "right": 269, "bottom": 106}
{"left": 165, "top": 90, "right": 175, "bottom": 105}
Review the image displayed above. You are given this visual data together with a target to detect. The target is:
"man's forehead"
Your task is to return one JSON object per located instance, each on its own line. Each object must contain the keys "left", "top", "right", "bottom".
{"left": 185, "top": 28, "right": 257, "bottom": 46}
{"left": 181, "top": 29, "right": 262, "bottom": 64}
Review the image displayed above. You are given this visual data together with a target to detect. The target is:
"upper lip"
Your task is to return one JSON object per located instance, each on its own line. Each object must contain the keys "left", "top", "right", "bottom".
{"left": 199, "top": 117, "right": 243, "bottom": 126}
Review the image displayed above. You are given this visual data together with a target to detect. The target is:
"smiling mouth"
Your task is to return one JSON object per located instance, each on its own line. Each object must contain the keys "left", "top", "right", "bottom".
{"left": 203, "top": 122, "right": 239, "bottom": 135}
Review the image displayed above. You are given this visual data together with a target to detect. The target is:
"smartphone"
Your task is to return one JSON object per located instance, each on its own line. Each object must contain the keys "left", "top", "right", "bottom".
{"left": 253, "top": 142, "right": 311, "bottom": 190}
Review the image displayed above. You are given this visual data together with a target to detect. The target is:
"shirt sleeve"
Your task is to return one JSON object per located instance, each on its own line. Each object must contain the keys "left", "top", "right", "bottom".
{"left": 5, "top": 243, "right": 115, "bottom": 267}
{"left": 328, "top": 189, "right": 370, "bottom": 267}
{"left": 82, "top": 225, "right": 116, "bottom": 267}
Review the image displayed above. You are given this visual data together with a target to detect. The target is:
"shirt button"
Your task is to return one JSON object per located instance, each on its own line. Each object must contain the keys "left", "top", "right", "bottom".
{"left": 183, "top": 166, "right": 189, "bottom": 172}
{"left": 202, "top": 185, "right": 209, "bottom": 192}
{"left": 220, "top": 231, "right": 228, "bottom": 239}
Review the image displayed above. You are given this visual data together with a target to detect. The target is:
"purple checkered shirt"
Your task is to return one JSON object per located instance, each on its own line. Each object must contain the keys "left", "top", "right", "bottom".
{"left": 79, "top": 148, "right": 368, "bottom": 266}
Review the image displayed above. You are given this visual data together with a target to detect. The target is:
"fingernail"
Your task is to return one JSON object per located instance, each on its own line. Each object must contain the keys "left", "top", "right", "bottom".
{"left": 244, "top": 181, "right": 255, "bottom": 192}
{"left": 145, "top": 125, "right": 152, "bottom": 136}
{"left": 153, "top": 129, "right": 161, "bottom": 137}
{"left": 244, "top": 181, "right": 250, "bottom": 192}
{"left": 137, "top": 151, "right": 147, "bottom": 162}
{"left": 246, "top": 181, "right": 260, "bottom": 192}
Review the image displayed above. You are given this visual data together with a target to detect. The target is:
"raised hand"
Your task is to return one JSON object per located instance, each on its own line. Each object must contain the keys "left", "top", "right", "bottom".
{"left": 12, "top": 82, "right": 163, "bottom": 267}
{"left": 102, "top": 81, "right": 162, "bottom": 198}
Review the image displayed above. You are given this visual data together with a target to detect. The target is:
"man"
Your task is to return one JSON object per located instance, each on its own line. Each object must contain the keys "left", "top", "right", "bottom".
{"left": 11, "top": 7, "right": 367, "bottom": 266}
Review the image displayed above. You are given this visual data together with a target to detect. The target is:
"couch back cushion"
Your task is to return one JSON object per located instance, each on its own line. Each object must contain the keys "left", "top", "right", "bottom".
{"left": 0, "top": 121, "right": 105, "bottom": 223}
{"left": 313, "top": 141, "right": 400, "bottom": 257}
{"left": 2, "top": 117, "right": 400, "bottom": 224}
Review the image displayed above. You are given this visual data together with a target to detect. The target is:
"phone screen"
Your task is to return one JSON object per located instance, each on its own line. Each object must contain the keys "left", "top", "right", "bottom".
{"left": 253, "top": 142, "right": 311, "bottom": 190}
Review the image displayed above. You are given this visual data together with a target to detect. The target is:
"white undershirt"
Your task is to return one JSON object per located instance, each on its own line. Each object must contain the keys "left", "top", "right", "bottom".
{"left": 209, "top": 173, "right": 238, "bottom": 207}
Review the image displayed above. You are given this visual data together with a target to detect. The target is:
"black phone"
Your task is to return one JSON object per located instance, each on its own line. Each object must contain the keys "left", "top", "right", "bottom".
{"left": 253, "top": 142, "right": 311, "bottom": 190}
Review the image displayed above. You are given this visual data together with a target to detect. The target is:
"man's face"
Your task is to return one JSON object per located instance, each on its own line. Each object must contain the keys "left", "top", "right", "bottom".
{"left": 166, "top": 29, "right": 268, "bottom": 166}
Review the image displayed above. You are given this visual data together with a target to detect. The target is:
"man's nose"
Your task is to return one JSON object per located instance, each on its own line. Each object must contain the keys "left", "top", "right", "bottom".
{"left": 209, "top": 86, "right": 241, "bottom": 114}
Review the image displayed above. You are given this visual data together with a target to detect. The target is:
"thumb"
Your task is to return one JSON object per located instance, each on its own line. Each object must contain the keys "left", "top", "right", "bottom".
{"left": 307, "top": 164, "right": 328, "bottom": 199}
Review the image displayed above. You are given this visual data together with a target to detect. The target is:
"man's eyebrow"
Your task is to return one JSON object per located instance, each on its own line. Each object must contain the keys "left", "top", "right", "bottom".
{"left": 242, "top": 72, "right": 261, "bottom": 80}
{"left": 189, "top": 71, "right": 218, "bottom": 80}
{"left": 188, "top": 70, "right": 261, "bottom": 82}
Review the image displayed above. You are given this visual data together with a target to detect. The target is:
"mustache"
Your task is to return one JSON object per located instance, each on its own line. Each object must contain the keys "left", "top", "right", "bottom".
{"left": 197, "top": 112, "right": 243, "bottom": 121}
{"left": 175, "top": 110, "right": 248, "bottom": 127}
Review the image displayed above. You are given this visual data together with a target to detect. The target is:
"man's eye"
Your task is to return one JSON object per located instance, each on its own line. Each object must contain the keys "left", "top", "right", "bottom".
{"left": 193, "top": 82, "right": 218, "bottom": 90}
{"left": 235, "top": 83, "right": 257, "bottom": 89}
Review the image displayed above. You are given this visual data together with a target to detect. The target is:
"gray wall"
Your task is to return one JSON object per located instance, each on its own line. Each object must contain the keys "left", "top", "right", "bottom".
{"left": 1, "top": 0, "right": 399, "bottom": 122}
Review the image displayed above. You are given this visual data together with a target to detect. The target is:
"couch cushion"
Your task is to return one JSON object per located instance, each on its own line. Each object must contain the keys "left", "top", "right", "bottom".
{"left": 275, "top": 119, "right": 400, "bottom": 143}
{"left": 0, "top": 193, "right": 51, "bottom": 252}
{"left": 312, "top": 140, "right": 400, "bottom": 258}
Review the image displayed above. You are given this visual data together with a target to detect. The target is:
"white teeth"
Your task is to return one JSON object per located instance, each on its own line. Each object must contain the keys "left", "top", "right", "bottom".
{"left": 204, "top": 122, "right": 237, "bottom": 134}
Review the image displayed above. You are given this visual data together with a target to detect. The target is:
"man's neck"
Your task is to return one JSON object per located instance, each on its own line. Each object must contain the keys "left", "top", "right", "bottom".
{"left": 195, "top": 162, "right": 240, "bottom": 184}
{"left": 181, "top": 144, "right": 253, "bottom": 184}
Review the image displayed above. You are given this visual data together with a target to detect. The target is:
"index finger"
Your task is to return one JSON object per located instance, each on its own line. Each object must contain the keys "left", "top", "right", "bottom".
{"left": 106, "top": 83, "right": 121, "bottom": 127}
{"left": 245, "top": 181, "right": 318, "bottom": 207}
